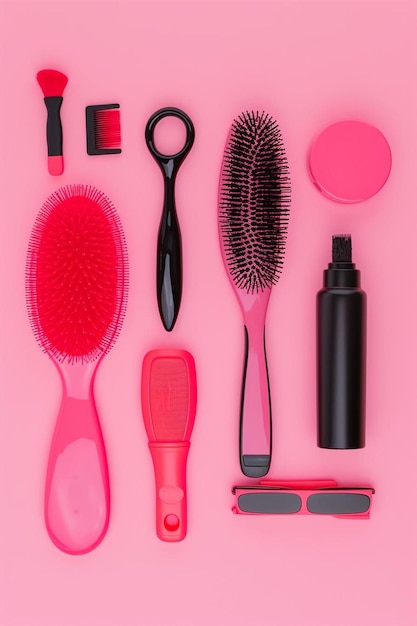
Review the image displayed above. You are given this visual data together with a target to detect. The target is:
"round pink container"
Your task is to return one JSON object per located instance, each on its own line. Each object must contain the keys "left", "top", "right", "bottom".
{"left": 308, "top": 120, "right": 392, "bottom": 203}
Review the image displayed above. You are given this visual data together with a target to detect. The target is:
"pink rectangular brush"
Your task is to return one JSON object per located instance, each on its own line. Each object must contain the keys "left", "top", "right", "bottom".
{"left": 141, "top": 349, "right": 197, "bottom": 542}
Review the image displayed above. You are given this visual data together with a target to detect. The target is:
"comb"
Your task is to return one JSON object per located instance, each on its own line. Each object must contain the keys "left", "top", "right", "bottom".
{"left": 86, "top": 104, "right": 122, "bottom": 155}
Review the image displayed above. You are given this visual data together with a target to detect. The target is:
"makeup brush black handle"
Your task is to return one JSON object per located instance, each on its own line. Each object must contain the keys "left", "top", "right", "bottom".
{"left": 44, "top": 96, "right": 63, "bottom": 156}
{"left": 157, "top": 180, "right": 182, "bottom": 331}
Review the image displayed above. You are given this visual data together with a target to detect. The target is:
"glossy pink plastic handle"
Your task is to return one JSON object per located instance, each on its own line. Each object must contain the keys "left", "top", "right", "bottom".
{"left": 45, "top": 393, "right": 109, "bottom": 555}
{"left": 149, "top": 441, "right": 190, "bottom": 542}
{"left": 239, "top": 291, "right": 272, "bottom": 478}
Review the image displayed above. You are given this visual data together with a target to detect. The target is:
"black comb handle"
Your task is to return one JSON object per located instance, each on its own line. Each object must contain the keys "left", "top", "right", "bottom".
{"left": 145, "top": 108, "right": 195, "bottom": 331}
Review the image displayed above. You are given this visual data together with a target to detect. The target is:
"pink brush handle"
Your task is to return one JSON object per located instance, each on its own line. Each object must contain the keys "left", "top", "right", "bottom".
{"left": 45, "top": 395, "right": 110, "bottom": 555}
{"left": 149, "top": 441, "right": 190, "bottom": 542}
{"left": 240, "top": 315, "right": 271, "bottom": 478}
{"left": 48, "top": 155, "right": 64, "bottom": 176}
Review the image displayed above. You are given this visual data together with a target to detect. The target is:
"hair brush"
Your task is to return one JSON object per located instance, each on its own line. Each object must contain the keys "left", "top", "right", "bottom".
{"left": 26, "top": 185, "right": 128, "bottom": 554}
{"left": 141, "top": 349, "right": 197, "bottom": 542}
{"left": 218, "top": 110, "right": 291, "bottom": 477}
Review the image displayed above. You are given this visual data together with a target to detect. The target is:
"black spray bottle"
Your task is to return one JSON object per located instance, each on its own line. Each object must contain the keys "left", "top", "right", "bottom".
{"left": 317, "top": 235, "right": 366, "bottom": 449}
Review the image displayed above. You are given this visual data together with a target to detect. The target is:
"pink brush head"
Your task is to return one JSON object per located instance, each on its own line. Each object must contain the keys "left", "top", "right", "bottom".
{"left": 26, "top": 184, "right": 128, "bottom": 363}
{"left": 142, "top": 350, "right": 197, "bottom": 442}
{"left": 36, "top": 69, "right": 68, "bottom": 98}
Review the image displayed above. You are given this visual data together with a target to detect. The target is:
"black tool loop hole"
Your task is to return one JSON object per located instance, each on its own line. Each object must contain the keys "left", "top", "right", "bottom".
{"left": 145, "top": 107, "right": 195, "bottom": 165}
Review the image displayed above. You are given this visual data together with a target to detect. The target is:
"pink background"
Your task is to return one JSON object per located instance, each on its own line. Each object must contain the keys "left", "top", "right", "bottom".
{"left": 1, "top": 0, "right": 416, "bottom": 624}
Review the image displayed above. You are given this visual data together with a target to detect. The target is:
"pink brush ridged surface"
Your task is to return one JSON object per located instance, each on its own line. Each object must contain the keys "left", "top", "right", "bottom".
{"left": 0, "top": 1, "right": 416, "bottom": 625}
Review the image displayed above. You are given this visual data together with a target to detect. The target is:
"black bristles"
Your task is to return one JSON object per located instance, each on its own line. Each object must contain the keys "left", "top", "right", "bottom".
{"left": 219, "top": 111, "right": 291, "bottom": 293}
{"left": 332, "top": 234, "right": 352, "bottom": 263}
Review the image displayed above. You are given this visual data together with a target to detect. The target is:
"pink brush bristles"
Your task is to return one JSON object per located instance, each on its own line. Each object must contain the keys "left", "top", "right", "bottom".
{"left": 36, "top": 69, "right": 68, "bottom": 98}
{"left": 95, "top": 109, "right": 121, "bottom": 150}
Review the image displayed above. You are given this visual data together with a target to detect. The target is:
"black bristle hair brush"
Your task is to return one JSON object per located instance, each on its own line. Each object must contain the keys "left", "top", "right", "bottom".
{"left": 218, "top": 110, "right": 291, "bottom": 477}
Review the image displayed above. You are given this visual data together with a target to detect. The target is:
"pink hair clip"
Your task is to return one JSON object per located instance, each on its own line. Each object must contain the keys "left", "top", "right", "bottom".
{"left": 232, "top": 480, "right": 374, "bottom": 519}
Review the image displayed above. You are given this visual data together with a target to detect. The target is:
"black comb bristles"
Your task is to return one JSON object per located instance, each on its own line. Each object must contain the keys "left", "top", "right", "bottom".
{"left": 219, "top": 111, "right": 291, "bottom": 293}
{"left": 332, "top": 234, "right": 352, "bottom": 263}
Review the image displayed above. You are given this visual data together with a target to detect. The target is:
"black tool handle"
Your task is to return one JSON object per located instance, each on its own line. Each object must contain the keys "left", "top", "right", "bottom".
{"left": 145, "top": 108, "right": 195, "bottom": 331}
{"left": 44, "top": 96, "right": 63, "bottom": 156}
{"left": 156, "top": 179, "right": 183, "bottom": 331}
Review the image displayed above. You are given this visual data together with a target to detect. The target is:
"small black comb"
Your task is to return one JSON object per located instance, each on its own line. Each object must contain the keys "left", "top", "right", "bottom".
{"left": 86, "top": 104, "right": 122, "bottom": 155}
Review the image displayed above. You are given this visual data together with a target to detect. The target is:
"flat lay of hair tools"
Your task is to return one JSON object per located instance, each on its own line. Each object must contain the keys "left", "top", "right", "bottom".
{"left": 141, "top": 349, "right": 197, "bottom": 542}
{"left": 30, "top": 56, "right": 377, "bottom": 550}
{"left": 232, "top": 480, "right": 374, "bottom": 519}
{"left": 308, "top": 120, "right": 392, "bottom": 203}
{"left": 36, "top": 69, "right": 68, "bottom": 176}
{"left": 26, "top": 185, "right": 128, "bottom": 554}
{"left": 317, "top": 234, "right": 366, "bottom": 449}
{"left": 145, "top": 107, "right": 195, "bottom": 332}
{"left": 9, "top": 4, "right": 414, "bottom": 623}
{"left": 218, "top": 111, "right": 291, "bottom": 478}
{"left": 86, "top": 104, "right": 122, "bottom": 155}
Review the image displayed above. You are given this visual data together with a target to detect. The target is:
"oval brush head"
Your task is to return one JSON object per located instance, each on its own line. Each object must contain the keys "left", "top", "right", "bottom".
{"left": 219, "top": 110, "right": 291, "bottom": 292}
{"left": 26, "top": 184, "right": 128, "bottom": 362}
{"left": 25, "top": 184, "right": 128, "bottom": 555}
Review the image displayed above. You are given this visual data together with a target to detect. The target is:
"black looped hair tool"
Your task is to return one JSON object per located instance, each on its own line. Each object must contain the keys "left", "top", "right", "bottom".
{"left": 145, "top": 107, "right": 195, "bottom": 331}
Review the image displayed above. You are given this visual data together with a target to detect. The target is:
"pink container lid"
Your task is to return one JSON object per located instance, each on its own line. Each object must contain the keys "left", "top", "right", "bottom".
{"left": 308, "top": 120, "right": 392, "bottom": 203}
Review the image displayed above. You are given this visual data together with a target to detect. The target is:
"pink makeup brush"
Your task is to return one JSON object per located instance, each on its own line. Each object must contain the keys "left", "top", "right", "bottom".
{"left": 37, "top": 69, "right": 68, "bottom": 175}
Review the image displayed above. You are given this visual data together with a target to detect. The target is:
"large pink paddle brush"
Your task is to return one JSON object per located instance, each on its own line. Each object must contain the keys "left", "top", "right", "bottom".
{"left": 26, "top": 185, "right": 128, "bottom": 554}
